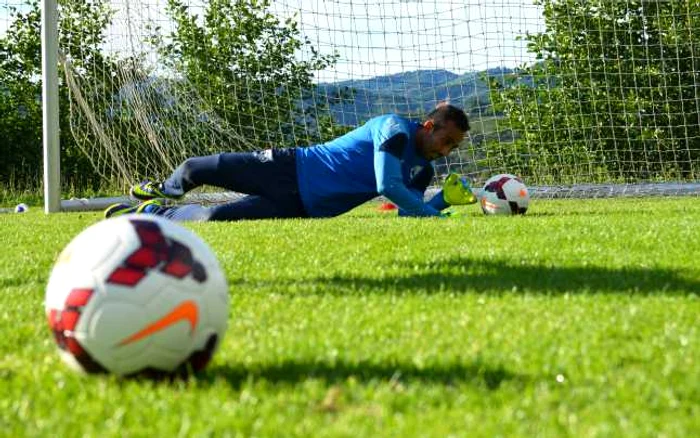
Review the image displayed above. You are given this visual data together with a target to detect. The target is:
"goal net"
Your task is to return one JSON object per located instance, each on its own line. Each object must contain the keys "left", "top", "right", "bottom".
{"left": 53, "top": 0, "right": 700, "bottom": 205}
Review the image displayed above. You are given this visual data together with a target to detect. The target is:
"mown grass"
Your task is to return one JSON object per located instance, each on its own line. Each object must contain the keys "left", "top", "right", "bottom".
{"left": 0, "top": 198, "right": 698, "bottom": 437}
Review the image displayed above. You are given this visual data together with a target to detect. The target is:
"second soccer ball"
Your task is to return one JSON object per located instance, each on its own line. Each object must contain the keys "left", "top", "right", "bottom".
{"left": 479, "top": 174, "right": 530, "bottom": 215}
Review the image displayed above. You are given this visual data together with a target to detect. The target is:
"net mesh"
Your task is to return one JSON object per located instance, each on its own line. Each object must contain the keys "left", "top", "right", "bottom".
{"left": 8, "top": 0, "right": 700, "bottom": 198}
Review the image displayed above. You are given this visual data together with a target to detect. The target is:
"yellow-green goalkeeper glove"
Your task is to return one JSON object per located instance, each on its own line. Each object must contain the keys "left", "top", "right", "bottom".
{"left": 441, "top": 209, "right": 462, "bottom": 219}
{"left": 442, "top": 173, "right": 477, "bottom": 205}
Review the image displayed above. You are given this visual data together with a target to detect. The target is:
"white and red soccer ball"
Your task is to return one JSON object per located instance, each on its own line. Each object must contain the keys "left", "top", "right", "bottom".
{"left": 479, "top": 174, "right": 530, "bottom": 215}
{"left": 45, "top": 215, "right": 229, "bottom": 376}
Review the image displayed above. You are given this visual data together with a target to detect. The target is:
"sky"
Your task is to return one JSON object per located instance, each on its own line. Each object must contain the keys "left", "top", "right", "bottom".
{"left": 269, "top": 0, "right": 545, "bottom": 81}
{"left": 1, "top": 0, "right": 545, "bottom": 82}
{"left": 0, "top": 0, "right": 25, "bottom": 27}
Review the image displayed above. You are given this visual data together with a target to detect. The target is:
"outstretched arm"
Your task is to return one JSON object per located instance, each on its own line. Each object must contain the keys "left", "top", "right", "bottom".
{"left": 401, "top": 164, "right": 452, "bottom": 216}
{"left": 421, "top": 175, "right": 478, "bottom": 214}
{"left": 374, "top": 143, "right": 442, "bottom": 217}
{"left": 426, "top": 189, "right": 450, "bottom": 211}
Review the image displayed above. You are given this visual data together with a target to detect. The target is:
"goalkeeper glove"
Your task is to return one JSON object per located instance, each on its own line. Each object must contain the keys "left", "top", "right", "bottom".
{"left": 442, "top": 173, "right": 477, "bottom": 205}
{"left": 441, "top": 209, "right": 462, "bottom": 219}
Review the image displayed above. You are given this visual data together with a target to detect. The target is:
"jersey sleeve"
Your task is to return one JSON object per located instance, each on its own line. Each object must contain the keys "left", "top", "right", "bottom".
{"left": 426, "top": 189, "right": 450, "bottom": 211}
{"left": 374, "top": 150, "right": 442, "bottom": 217}
{"left": 373, "top": 115, "right": 410, "bottom": 158}
{"left": 399, "top": 165, "right": 447, "bottom": 216}
{"left": 372, "top": 115, "right": 442, "bottom": 217}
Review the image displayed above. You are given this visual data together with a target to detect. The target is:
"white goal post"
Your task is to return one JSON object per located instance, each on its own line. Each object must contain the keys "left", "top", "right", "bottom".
{"left": 42, "top": 0, "right": 60, "bottom": 213}
{"left": 36, "top": 0, "right": 699, "bottom": 212}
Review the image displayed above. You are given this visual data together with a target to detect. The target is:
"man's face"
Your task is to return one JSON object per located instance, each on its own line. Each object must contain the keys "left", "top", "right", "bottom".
{"left": 418, "top": 120, "right": 466, "bottom": 160}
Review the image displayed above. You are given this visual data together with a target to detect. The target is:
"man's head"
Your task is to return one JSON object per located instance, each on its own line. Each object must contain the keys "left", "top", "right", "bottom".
{"left": 416, "top": 103, "right": 470, "bottom": 160}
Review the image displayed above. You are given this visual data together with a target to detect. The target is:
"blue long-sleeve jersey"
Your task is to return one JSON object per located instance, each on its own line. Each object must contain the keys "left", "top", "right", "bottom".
{"left": 295, "top": 114, "right": 447, "bottom": 218}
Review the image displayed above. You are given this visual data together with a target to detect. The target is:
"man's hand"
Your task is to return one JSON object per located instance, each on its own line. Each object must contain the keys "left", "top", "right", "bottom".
{"left": 441, "top": 209, "right": 462, "bottom": 219}
{"left": 442, "top": 173, "right": 477, "bottom": 205}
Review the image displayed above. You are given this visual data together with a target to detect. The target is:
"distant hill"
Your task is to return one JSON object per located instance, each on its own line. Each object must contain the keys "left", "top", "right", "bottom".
{"left": 317, "top": 67, "right": 514, "bottom": 125}
{"left": 103, "top": 67, "right": 520, "bottom": 132}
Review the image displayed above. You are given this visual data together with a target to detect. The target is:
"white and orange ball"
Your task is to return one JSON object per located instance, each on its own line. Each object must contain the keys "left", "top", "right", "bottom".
{"left": 479, "top": 174, "right": 530, "bottom": 215}
{"left": 45, "top": 215, "right": 229, "bottom": 376}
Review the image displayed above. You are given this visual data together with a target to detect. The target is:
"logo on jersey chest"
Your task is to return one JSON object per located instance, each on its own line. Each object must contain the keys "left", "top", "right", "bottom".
{"left": 409, "top": 165, "right": 423, "bottom": 180}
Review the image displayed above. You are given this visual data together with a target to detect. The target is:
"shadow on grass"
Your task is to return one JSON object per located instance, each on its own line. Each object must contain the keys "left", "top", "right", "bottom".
{"left": 204, "top": 358, "right": 526, "bottom": 390}
{"left": 239, "top": 257, "right": 699, "bottom": 296}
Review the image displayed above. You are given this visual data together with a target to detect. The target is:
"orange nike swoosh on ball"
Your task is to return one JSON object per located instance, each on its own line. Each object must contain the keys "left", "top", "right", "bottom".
{"left": 118, "top": 300, "right": 198, "bottom": 346}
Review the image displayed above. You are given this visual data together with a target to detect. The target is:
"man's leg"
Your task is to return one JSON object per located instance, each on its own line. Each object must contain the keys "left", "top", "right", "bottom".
{"left": 149, "top": 195, "right": 306, "bottom": 222}
{"left": 132, "top": 153, "right": 244, "bottom": 199}
{"left": 112, "top": 148, "right": 308, "bottom": 220}
{"left": 134, "top": 149, "right": 299, "bottom": 201}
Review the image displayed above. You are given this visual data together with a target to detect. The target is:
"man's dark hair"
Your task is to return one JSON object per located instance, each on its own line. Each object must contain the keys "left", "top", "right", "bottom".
{"left": 426, "top": 103, "right": 470, "bottom": 132}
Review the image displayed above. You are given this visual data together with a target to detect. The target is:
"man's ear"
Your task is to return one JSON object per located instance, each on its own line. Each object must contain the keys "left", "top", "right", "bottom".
{"left": 423, "top": 120, "right": 434, "bottom": 131}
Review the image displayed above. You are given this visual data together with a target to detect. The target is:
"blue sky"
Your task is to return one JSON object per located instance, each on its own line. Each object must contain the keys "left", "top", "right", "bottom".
{"left": 270, "top": 0, "right": 545, "bottom": 81}
{"left": 1, "top": 0, "right": 545, "bottom": 82}
{"left": 0, "top": 0, "right": 27, "bottom": 32}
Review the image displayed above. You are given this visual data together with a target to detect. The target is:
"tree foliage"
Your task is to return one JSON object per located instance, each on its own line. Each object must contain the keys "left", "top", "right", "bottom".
{"left": 1, "top": 0, "right": 341, "bottom": 195}
{"left": 486, "top": 0, "right": 700, "bottom": 183}
{"left": 0, "top": 0, "right": 115, "bottom": 193}
{"left": 150, "top": 0, "right": 339, "bottom": 149}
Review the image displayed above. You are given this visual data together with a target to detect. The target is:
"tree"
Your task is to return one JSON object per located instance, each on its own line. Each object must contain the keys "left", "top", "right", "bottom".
{"left": 486, "top": 0, "right": 700, "bottom": 183}
{"left": 151, "top": 0, "right": 339, "bottom": 150}
{"left": 1, "top": 0, "right": 339, "bottom": 195}
{"left": 0, "top": 0, "right": 116, "bottom": 194}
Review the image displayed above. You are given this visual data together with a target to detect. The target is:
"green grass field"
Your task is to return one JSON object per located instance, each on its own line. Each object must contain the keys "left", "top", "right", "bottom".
{"left": 1, "top": 198, "right": 698, "bottom": 437}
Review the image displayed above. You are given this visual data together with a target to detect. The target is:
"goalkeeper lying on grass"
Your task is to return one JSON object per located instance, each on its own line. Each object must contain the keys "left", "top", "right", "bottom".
{"left": 105, "top": 103, "right": 477, "bottom": 221}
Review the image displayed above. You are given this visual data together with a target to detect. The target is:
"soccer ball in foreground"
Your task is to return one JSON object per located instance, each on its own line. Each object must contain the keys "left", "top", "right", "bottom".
{"left": 479, "top": 174, "right": 530, "bottom": 215}
{"left": 45, "top": 215, "right": 229, "bottom": 376}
